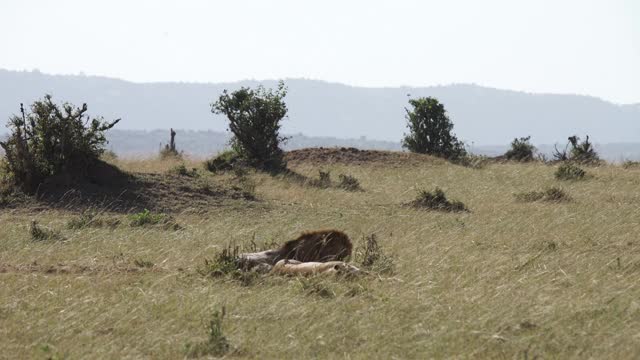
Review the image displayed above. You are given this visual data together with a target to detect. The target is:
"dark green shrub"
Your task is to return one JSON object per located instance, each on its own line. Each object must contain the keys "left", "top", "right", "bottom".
{"left": 185, "top": 308, "right": 230, "bottom": 358}
{"left": 504, "top": 136, "right": 536, "bottom": 162}
{"left": 408, "top": 188, "right": 468, "bottom": 212}
{"left": 211, "top": 81, "right": 288, "bottom": 171}
{"left": 402, "top": 97, "right": 466, "bottom": 160}
{"left": 515, "top": 187, "right": 571, "bottom": 202}
{"left": 0, "top": 96, "right": 119, "bottom": 192}
{"left": 555, "top": 163, "right": 586, "bottom": 180}
{"left": 204, "top": 149, "right": 241, "bottom": 173}
{"left": 338, "top": 174, "right": 361, "bottom": 191}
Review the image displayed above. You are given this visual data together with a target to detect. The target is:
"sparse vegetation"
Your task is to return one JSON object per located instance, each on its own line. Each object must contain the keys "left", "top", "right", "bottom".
{"left": 555, "top": 163, "right": 586, "bottom": 180}
{"left": 408, "top": 187, "right": 468, "bottom": 212}
{"left": 3, "top": 152, "right": 640, "bottom": 359}
{"left": 167, "top": 164, "right": 198, "bottom": 177}
{"left": 338, "top": 174, "right": 361, "bottom": 191}
{"left": 515, "top": 187, "right": 571, "bottom": 202}
{"left": 354, "top": 234, "right": 394, "bottom": 274}
{"left": 30, "top": 220, "right": 63, "bottom": 241}
{"left": 0, "top": 96, "right": 119, "bottom": 192}
{"left": 66, "top": 210, "right": 121, "bottom": 229}
{"left": 204, "top": 149, "right": 241, "bottom": 173}
{"left": 184, "top": 308, "right": 231, "bottom": 358}
{"left": 504, "top": 136, "right": 536, "bottom": 162}
{"left": 159, "top": 128, "right": 182, "bottom": 159}
{"left": 198, "top": 245, "right": 241, "bottom": 277}
{"left": 622, "top": 160, "right": 640, "bottom": 169}
{"left": 318, "top": 170, "right": 331, "bottom": 188}
{"left": 128, "top": 209, "right": 181, "bottom": 230}
{"left": 402, "top": 97, "right": 466, "bottom": 160}
{"left": 212, "top": 81, "right": 289, "bottom": 171}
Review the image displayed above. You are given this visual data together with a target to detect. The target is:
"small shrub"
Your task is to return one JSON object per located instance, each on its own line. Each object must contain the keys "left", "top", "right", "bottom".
{"left": 198, "top": 245, "right": 241, "bottom": 277}
{"left": 159, "top": 128, "right": 182, "bottom": 159}
{"left": 318, "top": 170, "right": 331, "bottom": 188}
{"left": 554, "top": 135, "right": 600, "bottom": 164}
{"left": 167, "top": 164, "right": 198, "bottom": 177}
{"left": 454, "top": 154, "right": 489, "bottom": 169}
{"left": 204, "top": 149, "right": 240, "bottom": 173}
{"left": 504, "top": 136, "right": 536, "bottom": 162}
{"left": 354, "top": 234, "right": 395, "bottom": 274}
{"left": 515, "top": 187, "right": 571, "bottom": 203}
{"left": 338, "top": 174, "right": 361, "bottom": 191}
{"left": 568, "top": 135, "right": 599, "bottom": 164}
{"left": 622, "top": 160, "right": 640, "bottom": 169}
{"left": 30, "top": 220, "right": 63, "bottom": 241}
{"left": 185, "top": 307, "right": 230, "bottom": 358}
{"left": 128, "top": 209, "right": 181, "bottom": 230}
{"left": 133, "top": 259, "right": 154, "bottom": 268}
{"left": 408, "top": 188, "right": 468, "bottom": 212}
{"left": 555, "top": 163, "right": 586, "bottom": 180}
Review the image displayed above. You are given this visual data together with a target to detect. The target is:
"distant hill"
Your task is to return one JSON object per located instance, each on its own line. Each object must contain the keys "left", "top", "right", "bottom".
{"left": 1, "top": 69, "right": 638, "bottom": 147}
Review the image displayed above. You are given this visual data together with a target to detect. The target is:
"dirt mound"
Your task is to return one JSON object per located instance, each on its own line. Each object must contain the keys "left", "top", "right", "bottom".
{"left": 1, "top": 160, "right": 254, "bottom": 213}
{"left": 284, "top": 147, "right": 441, "bottom": 166}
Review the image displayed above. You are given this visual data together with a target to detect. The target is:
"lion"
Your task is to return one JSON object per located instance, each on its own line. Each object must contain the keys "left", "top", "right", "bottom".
{"left": 239, "top": 229, "right": 352, "bottom": 268}
{"left": 269, "top": 259, "right": 362, "bottom": 276}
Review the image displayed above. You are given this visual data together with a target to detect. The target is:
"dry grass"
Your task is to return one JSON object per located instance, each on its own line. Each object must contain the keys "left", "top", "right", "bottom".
{"left": 1, "top": 157, "right": 640, "bottom": 358}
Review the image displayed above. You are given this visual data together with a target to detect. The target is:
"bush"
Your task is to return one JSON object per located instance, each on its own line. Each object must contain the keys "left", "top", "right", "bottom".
{"left": 204, "top": 149, "right": 241, "bottom": 173}
{"left": 128, "top": 209, "right": 181, "bottom": 230}
{"left": 185, "top": 308, "right": 230, "bottom": 358}
{"left": 354, "top": 234, "right": 395, "bottom": 274}
{"left": 0, "top": 96, "right": 119, "bottom": 192}
{"left": 555, "top": 163, "right": 586, "bottom": 180}
{"left": 504, "top": 136, "right": 536, "bottom": 162}
{"left": 554, "top": 135, "right": 600, "bottom": 164}
{"left": 198, "top": 245, "right": 242, "bottom": 277}
{"left": 211, "top": 81, "right": 288, "bottom": 171}
{"left": 318, "top": 170, "right": 331, "bottom": 188}
{"left": 402, "top": 97, "right": 466, "bottom": 160}
{"left": 30, "top": 220, "right": 63, "bottom": 241}
{"left": 338, "top": 174, "right": 361, "bottom": 191}
{"left": 408, "top": 188, "right": 468, "bottom": 212}
{"left": 515, "top": 187, "right": 571, "bottom": 203}
{"left": 167, "top": 164, "right": 198, "bottom": 177}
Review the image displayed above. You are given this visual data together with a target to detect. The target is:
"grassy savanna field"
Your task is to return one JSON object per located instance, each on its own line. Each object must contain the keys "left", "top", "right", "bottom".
{"left": 1, "top": 152, "right": 640, "bottom": 359}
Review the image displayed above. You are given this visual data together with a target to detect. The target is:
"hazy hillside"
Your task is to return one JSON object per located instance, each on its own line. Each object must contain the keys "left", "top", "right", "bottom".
{"left": 1, "top": 69, "right": 638, "bottom": 146}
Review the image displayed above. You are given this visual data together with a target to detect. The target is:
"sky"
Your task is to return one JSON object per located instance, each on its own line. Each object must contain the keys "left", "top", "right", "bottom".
{"left": 1, "top": 0, "right": 638, "bottom": 104}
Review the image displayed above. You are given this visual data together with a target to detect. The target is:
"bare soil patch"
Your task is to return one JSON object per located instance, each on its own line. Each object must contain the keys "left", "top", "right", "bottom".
{"left": 284, "top": 147, "right": 442, "bottom": 166}
{"left": 0, "top": 161, "right": 254, "bottom": 213}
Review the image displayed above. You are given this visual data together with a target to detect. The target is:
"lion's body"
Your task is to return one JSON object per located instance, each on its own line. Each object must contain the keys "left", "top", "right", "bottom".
{"left": 239, "top": 229, "right": 353, "bottom": 267}
{"left": 275, "top": 229, "right": 352, "bottom": 263}
{"left": 269, "top": 259, "right": 361, "bottom": 276}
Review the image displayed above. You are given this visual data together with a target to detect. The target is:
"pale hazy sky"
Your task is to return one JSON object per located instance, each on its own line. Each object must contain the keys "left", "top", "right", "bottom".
{"left": 1, "top": 0, "right": 638, "bottom": 103}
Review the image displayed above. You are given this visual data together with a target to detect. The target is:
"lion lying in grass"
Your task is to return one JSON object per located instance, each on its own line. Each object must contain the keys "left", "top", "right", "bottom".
{"left": 239, "top": 229, "right": 352, "bottom": 267}
{"left": 269, "top": 259, "right": 362, "bottom": 276}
